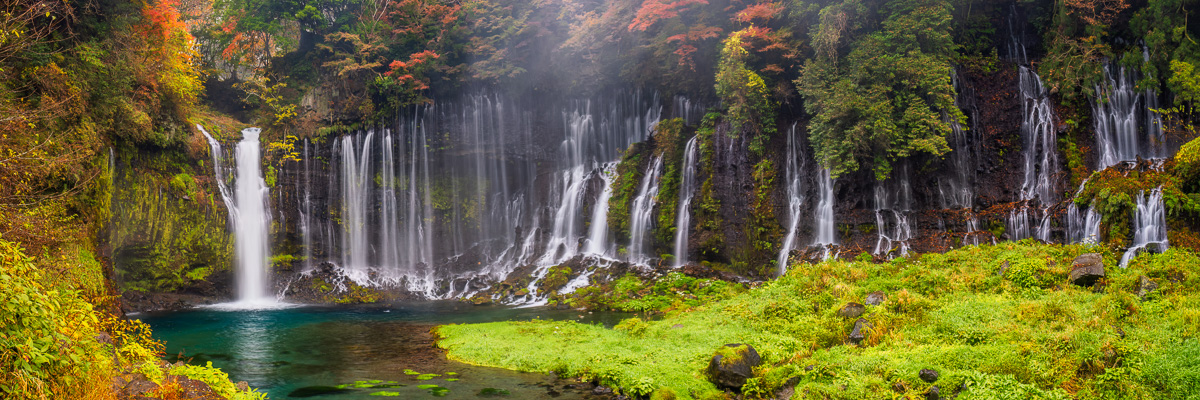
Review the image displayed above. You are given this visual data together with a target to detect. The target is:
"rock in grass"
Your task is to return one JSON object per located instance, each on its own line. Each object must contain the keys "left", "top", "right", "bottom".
{"left": 707, "top": 344, "right": 762, "bottom": 389}
{"left": 926, "top": 385, "right": 940, "bottom": 400}
{"left": 865, "top": 291, "right": 887, "bottom": 305}
{"left": 1138, "top": 275, "right": 1159, "bottom": 298}
{"left": 919, "top": 369, "right": 939, "bottom": 383}
{"left": 1069, "top": 253, "right": 1105, "bottom": 287}
{"left": 837, "top": 302, "right": 866, "bottom": 318}
{"left": 849, "top": 319, "right": 871, "bottom": 345}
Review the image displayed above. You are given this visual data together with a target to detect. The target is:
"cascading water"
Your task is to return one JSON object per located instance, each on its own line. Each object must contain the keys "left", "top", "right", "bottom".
{"left": 629, "top": 155, "right": 664, "bottom": 266}
{"left": 200, "top": 125, "right": 274, "bottom": 304}
{"left": 1093, "top": 61, "right": 1168, "bottom": 170}
{"left": 776, "top": 124, "right": 806, "bottom": 273}
{"left": 1120, "top": 187, "right": 1169, "bottom": 267}
{"left": 672, "top": 136, "right": 699, "bottom": 267}
{"left": 339, "top": 131, "right": 375, "bottom": 278}
{"left": 1008, "top": 65, "right": 1059, "bottom": 242}
{"left": 586, "top": 162, "right": 617, "bottom": 256}
{"left": 1067, "top": 204, "right": 1101, "bottom": 244}
{"left": 873, "top": 166, "right": 914, "bottom": 257}
{"left": 814, "top": 168, "right": 836, "bottom": 258}
{"left": 939, "top": 72, "right": 977, "bottom": 209}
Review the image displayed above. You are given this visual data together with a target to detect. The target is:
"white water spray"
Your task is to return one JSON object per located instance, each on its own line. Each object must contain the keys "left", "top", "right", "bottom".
{"left": 673, "top": 136, "right": 699, "bottom": 267}
{"left": 1120, "top": 187, "right": 1169, "bottom": 267}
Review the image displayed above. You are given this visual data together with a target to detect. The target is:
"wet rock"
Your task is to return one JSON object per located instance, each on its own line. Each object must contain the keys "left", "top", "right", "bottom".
{"left": 707, "top": 344, "right": 762, "bottom": 389}
{"left": 1069, "top": 253, "right": 1105, "bottom": 287}
{"left": 592, "top": 385, "right": 614, "bottom": 395}
{"left": 864, "top": 291, "right": 887, "bottom": 306}
{"left": 837, "top": 302, "right": 865, "bottom": 318}
{"left": 919, "top": 369, "right": 939, "bottom": 383}
{"left": 848, "top": 318, "right": 871, "bottom": 345}
{"left": 926, "top": 385, "right": 940, "bottom": 400}
{"left": 1137, "top": 275, "right": 1159, "bottom": 298}
{"left": 236, "top": 381, "right": 250, "bottom": 392}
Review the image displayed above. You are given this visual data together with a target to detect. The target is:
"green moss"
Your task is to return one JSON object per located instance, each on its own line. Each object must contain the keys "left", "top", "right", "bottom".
{"left": 608, "top": 146, "right": 648, "bottom": 241}
{"left": 693, "top": 114, "right": 725, "bottom": 262}
{"left": 654, "top": 119, "right": 689, "bottom": 251}
{"left": 439, "top": 243, "right": 1200, "bottom": 399}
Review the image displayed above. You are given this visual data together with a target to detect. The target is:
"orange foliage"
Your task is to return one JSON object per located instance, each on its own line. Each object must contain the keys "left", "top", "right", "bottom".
{"left": 385, "top": 50, "right": 441, "bottom": 90}
{"left": 666, "top": 24, "right": 723, "bottom": 70}
{"left": 733, "top": 2, "right": 783, "bottom": 23}
{"left": 1063, "top": 0, "right": 1130, "bottom": 25}
{"left": 388, "top": 0, "right": 463, "bottom": 48}
{"left": 628, "top": 0, "right": 707, "bottom": 31}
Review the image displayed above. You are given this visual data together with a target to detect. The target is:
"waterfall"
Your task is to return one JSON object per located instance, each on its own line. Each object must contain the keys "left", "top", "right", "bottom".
{"left": 200, "top": 125, "right": 274, "bottom": 304}
{"left": 939, "top": 72, "right": 977, "bottom": 209}
{"left": 777, "top": 124, "right": 806, "bottom": 273}
{"left": 300, "top": 139, "right": 314, "bottom": 271}
{"left": 539, "top": 110, "right": 594, "bottom": 265}
{"left": 671, "top": 95, "right": 706, "bottom": 126}
{"left": 1067, "top": 204, "right": 1101, "bottom": 244}
{"left": 1120, "top": 187, "right": 1169, "bottom": 267}
{"left": 814, "top": 168, "right": 836, "bottom": 257}
{"left": 339, "top": 131, "right": 375, "bottom": 277}
{"left": 873, "top": 169, "right": 913, "bottom": 257}
{"left": 1018, "top": 66, "right": 1058, "bottom": 205}
{"left": 1094, "top": 61, "right": 1168, "bottom": 170}
{"left": 673, "top": 136, "right": 700, "bottom": 267}
{"left": 585, "top": 162, "right": 617, "bottom": 256}
{"left": 965, "top": 214, "right": 982, "bottom": 246}
{"left": 629, "top": 155, "right": 664, "bottom": 266}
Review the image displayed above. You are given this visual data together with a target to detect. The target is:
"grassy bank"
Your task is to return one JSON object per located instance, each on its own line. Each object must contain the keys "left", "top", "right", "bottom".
{"left": 436, "top": 241, "right": 1200, "bottom": 399}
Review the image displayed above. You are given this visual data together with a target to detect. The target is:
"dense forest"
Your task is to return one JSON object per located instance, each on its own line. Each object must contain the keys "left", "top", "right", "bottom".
{"left": 2, "top": 0, "right": 1200, "bottom": 397}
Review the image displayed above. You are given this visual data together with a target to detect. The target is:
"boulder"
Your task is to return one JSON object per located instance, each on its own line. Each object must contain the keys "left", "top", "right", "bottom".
{"left": 837, "top": 302, "right": 866, "bottom": 318}
{"left": 849, "top": 318, "right": 871, "bottom": 345}
{"left": 919, "top": 368, "right": 939, "bottom": 383}
{"left": 1137, "top": 275, "right": 1159, "bottom": 298}
{"left": 707, "top": 344, "right": 762, "bottom": 389}
{"left": 864, "top": 291, "right": 887, "bottom": 306}
{"left": 926, "top": 385, "right": 940, "bottom": 400}
{"left": 164, "top": 376, "right": 224, "bottom": 400}
{"left": 1069, "top": 253, "right": 1105, "bottom": 287}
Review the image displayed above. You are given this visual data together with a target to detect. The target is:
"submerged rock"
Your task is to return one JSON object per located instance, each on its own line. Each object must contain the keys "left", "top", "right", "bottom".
{"left": 707, "top": 343, "right": 762, "bottom": 389}
{"left": 1069, "top": 253, "right": 1105, "bottom": 287}
{"left": 837, "top": 302, "right": 866, "bottom": 318}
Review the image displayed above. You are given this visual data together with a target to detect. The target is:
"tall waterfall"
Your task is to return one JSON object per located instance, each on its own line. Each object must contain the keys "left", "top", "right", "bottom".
{"left": 673, "top": 136, "right": 699, "bottom": 267}
{"left": 777, "top": 124, "right": 805, "bottom": 273}
{"left": 1093, "top": 61, "right": 1168, "bottom": 170}
{"left": 629, "top": 155, "right": 664, "bottom": 266}
{"left": 1120, "top": 187, "right": 1169, "bottom": 267}
{"left": 200, "top": 126, "right": 273, "bottom": 304}
{"left": 814, "top": 168, "right": 836, "bottom": 257}
{"left": 282, "top": 91, "right": 664, "bottom": 298}
{"left": 1008, "top": 66, "right": 1058, "bottom": 242}
{"left": 873, "top": 166, "right": 913, "bottom": 257}
{"left": 940, "top": 72, "right": 977, "bottom": 209}
{"left": 586, "top": 162, "right": 617, "bottom": 256}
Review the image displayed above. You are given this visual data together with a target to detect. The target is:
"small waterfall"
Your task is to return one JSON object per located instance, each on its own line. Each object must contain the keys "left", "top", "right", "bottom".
{"left": 776, "top": 124, "right": 806, "bottom": 273}
{"left": 672, "top": 136, "right": 700, "bottom": 267}
{"left": 1018, "top": 66, "right": 1059, "bottom": 205}
{"left": 1007, "top": 208, "right": 1032, "bottom": 241}
{"left": 671, "top": 95, "right": 706, "bottom": 126}
{"left": 939, "top": 72, "right": 977, "bottom": 209}
{"left": 1094, "top": 60, "right": 1168, "bottom": 170}
{"left": 814, "top": 168, "right": 836, "bottom": 256}
{"left": 1120, "top": 187, "right": 1169, "bottom": 267}
{"left": 873, "top": 174, "right": 913, "bottom": 257}
{"left": 539, "top": 111, "right": 595, "bottom": 265}
{"left": 200, "top": 125, "right": 273, "bottom": 304}
{"left": 629, "top": 155, "right": 664, "bottom": 266}
{"left": 585, "top": 162, "right": 617, "bottom": 256}
{"left": 1067, "top": 204, "right": 1101, "bottom": 244}
{"left": 965, "top": 214, "right": 982, "bottom": 246}
{"left": 300, "top": 139, "right": 314, "bottom": 271}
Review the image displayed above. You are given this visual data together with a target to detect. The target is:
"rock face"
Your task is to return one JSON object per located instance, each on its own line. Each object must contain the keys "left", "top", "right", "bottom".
{"left": 1138, "top": 275, "right": 1159, "bottom": 298}
{"left": 1069, "top": 253, "right": 1105, "bottom": 287}
{"left": 838, "top": 302, "right": 866, "bottom": 318}
{"left": 849, "top": 318, "right": 871, "bottom": 345}
{"left": 865, "top": 291, "right": 887, "bottom": 305}
{"left": 707, "top": 344, "right": 762, "bottom": 390}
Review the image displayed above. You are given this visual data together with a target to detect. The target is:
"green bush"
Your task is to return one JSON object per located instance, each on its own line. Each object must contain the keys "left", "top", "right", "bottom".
{"left": 169, "top": 361, "right": 268, "bottom": 400}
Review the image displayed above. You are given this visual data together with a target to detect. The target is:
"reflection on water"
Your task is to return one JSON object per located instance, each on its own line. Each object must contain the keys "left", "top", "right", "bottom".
{"left": 138, "top": 301, "right": 629, "bottom": 399}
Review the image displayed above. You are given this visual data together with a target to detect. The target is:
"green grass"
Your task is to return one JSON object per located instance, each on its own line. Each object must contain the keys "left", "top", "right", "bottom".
{"left": 437, "top": 241, "right": 1200, "bottom": 399}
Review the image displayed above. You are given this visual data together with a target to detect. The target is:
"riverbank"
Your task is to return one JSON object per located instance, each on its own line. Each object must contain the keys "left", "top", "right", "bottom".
{"left": 436, "top": 242, "right": 1200, "bottom": 399}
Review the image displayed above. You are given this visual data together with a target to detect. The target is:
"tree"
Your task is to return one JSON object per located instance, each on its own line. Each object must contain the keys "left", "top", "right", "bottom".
{"left": 797, "top": 0, "right": 961, "bottom": 180}
{"left": 715, "top": 28, "right": 776, "bottom": 143}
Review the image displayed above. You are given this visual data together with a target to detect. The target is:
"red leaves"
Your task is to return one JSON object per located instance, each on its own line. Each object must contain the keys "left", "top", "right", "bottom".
{"left": 733, "top": 2, "right": 783, "bottom": 24}
{"left": 628, "top": 0, "right": 708, "bottom": 32}
{"left": 666, "top": 24, "right": 723, "bottom": 70}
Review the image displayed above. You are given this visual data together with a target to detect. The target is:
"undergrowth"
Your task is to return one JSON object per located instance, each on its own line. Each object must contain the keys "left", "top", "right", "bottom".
{"left": 437, "top": 241, "right": 1200, "bottom": 399}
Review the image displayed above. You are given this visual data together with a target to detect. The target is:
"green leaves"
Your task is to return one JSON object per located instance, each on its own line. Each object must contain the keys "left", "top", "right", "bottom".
{"left": 797, "top": 0, "right": 959, "bottom": 180}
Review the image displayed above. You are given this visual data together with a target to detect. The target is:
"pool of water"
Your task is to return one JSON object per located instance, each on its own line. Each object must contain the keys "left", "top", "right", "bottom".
{"left": 137, "top": 301, "right": 630, "bottom": 399}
